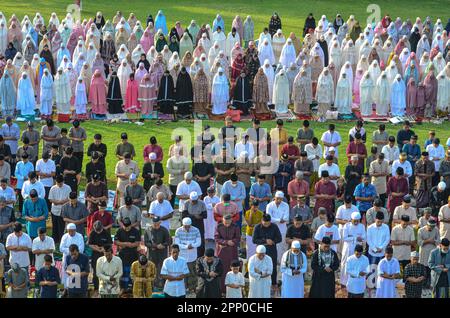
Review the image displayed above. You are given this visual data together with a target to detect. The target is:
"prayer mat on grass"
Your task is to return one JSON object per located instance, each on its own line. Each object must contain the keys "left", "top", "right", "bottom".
{"left": 361, "top": 111, "right": 391, "bottom": 122}
{"left": 57, "top": 113, "right": 71, "bottom": 123}
{"left": 296, "top": 114, "right": 313, "bottom": 120}
{"left": 208, "top": 113, "right": 226, "bottom": 121}
{"left": 251, "top": 110, "right": 273, "bottom": 121}
{"left": 193, "top": 112, "right": 209, "bottom": 120}
{"left": 158, "top": 113, "right": 175, "bottom": 120}
{"left": 275, "top": 110, "right": 296, "bottom": 120}
{"left": 91, "top": 113, "right": 107, "bottom": 120}
{"left": 338, "top": 113, "right": 358, "bottom": 120}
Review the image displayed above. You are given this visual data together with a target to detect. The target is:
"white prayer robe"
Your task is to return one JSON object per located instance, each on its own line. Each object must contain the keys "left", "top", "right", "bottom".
{"left": 340, "top": 223, "right": 366, "bottom": 285}
{"left": 257, "top": 32, "right": 271, "bottom": 51}
{"left": 272, "top": 70, "right": 290, "bottom": 113}
{"left": 258, "top": 40, "right": 275, "bottom": 66}
{"left": 226, "top": 32, "right": 240, "bottom": 59}
{"left": 345, "top": 254, "right": 370, "bottom": 295}
{"left": 279, "top": 40, "right": 297, "bottom": 69}
{"left": 212, "top": 31, "right": 226, "bottom": 54}
{"left": 335, "top": 74, "right": 352, "bottom": 114}
{"left": 280, "top": 250, "right": 307, "bottom": 298}
{"left": 263, "top": 60, "right": 275, "bottom": 102}
{"left": 375, "top": 257, "right": 400, "bottom": 298}
{"left": 436, "top": 71, "right": 450, "bottom": 112}
{"left": 54, "top": 71, "right": 72, "bottom": 114}
{"left": 74, "top": 78, "right": 87, "bottom": 114}
{"left": 360, "top": 73, "right": 375, "bottom": 116}
{"left": 39, "top": 72, "right": 53, "bottom": 116}
{"left": 266, "top": 200, "right": 290, "bottom": 261}
{"left": 17, "top": 73, "right": 36, "bottom": 116}
{"left": 208, "top": 43, "right": 221, "bottom": 67}
{"left": 211, "top": 71, "right": 229, "bottom": 115}
{"left": 390, "top": 75, "right": 406, "bottom": 116}
{"left": 374, "top": 73, "right": 390, "bottom": 116}
{"left": 316, "top": 70, "right": 334, "bottom": 104}
{"left": 203, "top": 195, "right": 220, "bottom": 240}
{"left": 248, "top": 254, "right": 273, "bottom": 298}
{"left": 271, "top": 32, "right": 285, "bottom": 63}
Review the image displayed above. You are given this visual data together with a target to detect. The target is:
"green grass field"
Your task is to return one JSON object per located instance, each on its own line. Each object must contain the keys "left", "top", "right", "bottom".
{"left": 2, "top": 0, "right": 450, "bottom": 187}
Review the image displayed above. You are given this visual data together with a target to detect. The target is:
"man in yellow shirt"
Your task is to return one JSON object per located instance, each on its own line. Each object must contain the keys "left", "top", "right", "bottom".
{"left": 244, "top": 200, "right": 264, "bottom": 259}
{"left": 270, "top": 119, "right": 288, "bottom": 159}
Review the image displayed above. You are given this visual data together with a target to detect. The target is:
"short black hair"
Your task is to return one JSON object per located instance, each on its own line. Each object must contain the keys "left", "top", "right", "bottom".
{"left": 38, "top": 227, "right": 46, "bottom": 235}
{"left": 171, "top": 244, "right": 180, "bottom": 251}
{"left": 69, "top": 244, "right": 79, "bottom": 252}
{"left": 44, "top": 254, "right": 53, "bottom": 263}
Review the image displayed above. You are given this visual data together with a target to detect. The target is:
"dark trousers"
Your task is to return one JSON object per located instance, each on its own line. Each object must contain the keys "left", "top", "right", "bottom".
{"left": 16, "top": 189, "right": 24, "bottom": 216}
{"left": 379, "top": 193, "right": 387, "bottom": 207}
{"left": 169, "top": 185, "right": 177, "bottom": 208}
{"left": 51, "top": 214, "right": 65, "bottom": 244}
{"left": 348, "top": 292, "right": 364, "bottom": 298}
{"left": 164, "top": 293, "right": 185, "bottom": 298}
{"left": 91, "top": 255, "right": 100, "bottom": 290}
{"left": 432, "top": 173, "right": 440, "bottom": 188}
{"left": 74, "top": 152, "right": 83, "bottom": 169}
{"left": 44, "top": 186, "right": 52, "bottom": 212}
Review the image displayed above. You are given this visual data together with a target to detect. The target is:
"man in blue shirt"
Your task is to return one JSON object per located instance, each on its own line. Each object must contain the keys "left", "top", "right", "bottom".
{"left": 1, "top": 116, "right": 20, "bottom": 168}
{"left": 354, "top": 174, "right": 377, "bottom": 217}
{"left": 274, "top": 153, "right": 293, "bottom": 193}
{"left": 23, "top": 189, "right": 48, "bottom": 239}
{"left": 249, "top": 175, "right": 272, "bottom": 212}
{"left": 14, "top": 153, "right": 35, "bottom": 211}
{"left": 36, "top": 254, "right": 61, "bottom": 298}
{"left": 221, "top": 174, "right": 246, "bottom": 228}
{"left": 65, "top": 244, "right": 90, "bottom": 298}
{"left": 402, "top": 135, "right": 421, "bottom": 171}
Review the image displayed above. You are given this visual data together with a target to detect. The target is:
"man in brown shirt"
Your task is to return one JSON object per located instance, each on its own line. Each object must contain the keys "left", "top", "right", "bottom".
{"left": 414, "top": 151, "right": 435, "bottom": 209}
{"left": 84, "top": 174, "right": 108, "bottom": 213}
{"left": 369, "top": 153, "right": 390, "bottom": 206}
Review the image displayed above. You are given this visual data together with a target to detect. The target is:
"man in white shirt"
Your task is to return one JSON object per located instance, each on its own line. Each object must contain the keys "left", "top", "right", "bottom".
{"left": 392, "top": 152, "right": 413, "bottom": 179}
{"left": 0, "top": 178, "right": 16, "bottom": 208}
{"left": 248, "top": 245, "right": 273, "bottom": 298}
{"left": 381, "top": 136, "right": 400, "bottom": 171}
{"left": 96, "top": 245, "right": 123, "bottom": 298}
{"left": 321, "top": 124, "right": 342, "bottom": 159}
{"left": 266, "top": 191, "right": 290, "bottom": 262}
{"left": 345, "top": 244, "right": 369, "bottom": 298}
{"left": 160, "top": 244, "right": 190, "bottom": 298}
{"left": 32, "top": 227, "right": 55, "bottom": 270}
{"left": 176, "top": 172, "right": 202, "bottom": 213}
{"left": 318, "top": 155, "right": 341, "bottom": 186}
{"left": 21, "top": 171, "right": 46, "bottom": 200}
{"left": 426, "top": 138, "right": 445, "bottom": 186}
{"left": 305, "top": 137, "right": 323, "bottom": 172}
{"left": 147, "top": 192, "right": 174, "bottom": 230}
{"left": 367, "top": 212, "right": 391, "bottom": 265}
{"left": 235, "top": 133, "right": 255, "bottom": 161}
{"left": 174, "top": 217, "right": 201, "bottom": 293}
{"left": 35, "top": 152, "right": 56, "bottom": 205}
{"left": 336, "top": 196, "right": 359, "bottom": 237}
{"left": 60, "top": 223, "right": 85, "bottom": 288}
{"left": 5, "top": 222, "right": 32, "bottom": 270}
{"left": 48, "top": 175, "right": 71, "bottom": 243}
{"left": 314, "top": 214, "right": 340, "bottom": 252}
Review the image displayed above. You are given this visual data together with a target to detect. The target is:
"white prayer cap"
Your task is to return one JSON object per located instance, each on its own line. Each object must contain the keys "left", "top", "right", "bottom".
{"left": 328, "top": 147, "right": 335, "bottom": 152}
{"left": 351, "top": 155, "right": 358, "bottom": 161}
{"left": 295, "top": 171, "right": 304, "bottom": 178}
{"left": 67, "top": 223, "right": 76, "bottom": 230}
{"left": 218, "top": 67, "right": 224, "bottom": 73}
{"left": 275, "top": 191, "right": 284, "bottom": 198}
{"left": 256, "top": 245, "right": 266, "bottom": 254}
{"left": 291, "top": 240, "right": 301, "bottom": 249}
{"left": 410, "top": 251, "right": 419, "bottom": 258}
{"left": 438, "top": 181, "right": 446, "bottom": 191}
{"left": 184, "top": 171, "right": 193, "bottom": 180}
{"left": 190, "top": 191, "right": 199, "bottom": 200}
{"left": 240, "top": 151, "right": 248, "bottom": 158}
{"left": 148, "top": 152, "right": 157, "bottom": 160}
{"left": 351, "top": 212, "right": 361, "bottom": 220}
{"left": 129, "top": 173, "right": 137, "bottom": 181}
{"left": 182, "top": 217, "right": 192, "bottom": 226}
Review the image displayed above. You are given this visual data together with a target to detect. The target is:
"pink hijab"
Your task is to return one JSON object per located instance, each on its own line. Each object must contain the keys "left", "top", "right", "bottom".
{"left": 89, "top": 69, "right": 107, "bottom": 114}
{"left": 140, "top": 29, "right": 153, "bottom": 52}
{"left": 406, "top": 77, "right": 417, "bottom": 115}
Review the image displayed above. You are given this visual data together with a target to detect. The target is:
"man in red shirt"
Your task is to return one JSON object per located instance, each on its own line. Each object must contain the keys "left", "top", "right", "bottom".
{"left": 287, "top": 171, "right": 309, "bottom": 207}
{"left": 346, "top": 132, "right": 367, "bottom": 171}
{"left": 143, "top": 136, "right": 163, "bottom": 163}
{"left": 89, "top": 201, "right": 113, "bottom": 234}
{"left": 281, "top": 136, "right": 300, "bottom": 168}
{"left": 213, "top": 194, "right": 239, "bottom": 223}
{"left": 314, "top": 170, "right": 337, "bottom": 215}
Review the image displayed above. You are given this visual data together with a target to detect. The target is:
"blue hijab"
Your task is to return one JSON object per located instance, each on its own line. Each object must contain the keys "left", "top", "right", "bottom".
{"left": 155, "top": 10, "right": 168, "bottom": 35}
{"left": 213, "top": 14, "right": 225, "bottom": 32}
{"left": 57, "top": 45, "right": 71, "bottom": 68}
{"left": 28, "top": 28, "right": 38, "bottom": 46}
{"left": 0, "top": 70, "right": 17, "bottom": 115}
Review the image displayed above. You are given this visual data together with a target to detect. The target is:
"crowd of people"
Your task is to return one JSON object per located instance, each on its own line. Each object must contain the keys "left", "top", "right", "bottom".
{"left": 0, "top": 114, "right": 449, "bottom": 298}
{"left": 0, "top": 11, "right": 449, "bottom": 121}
